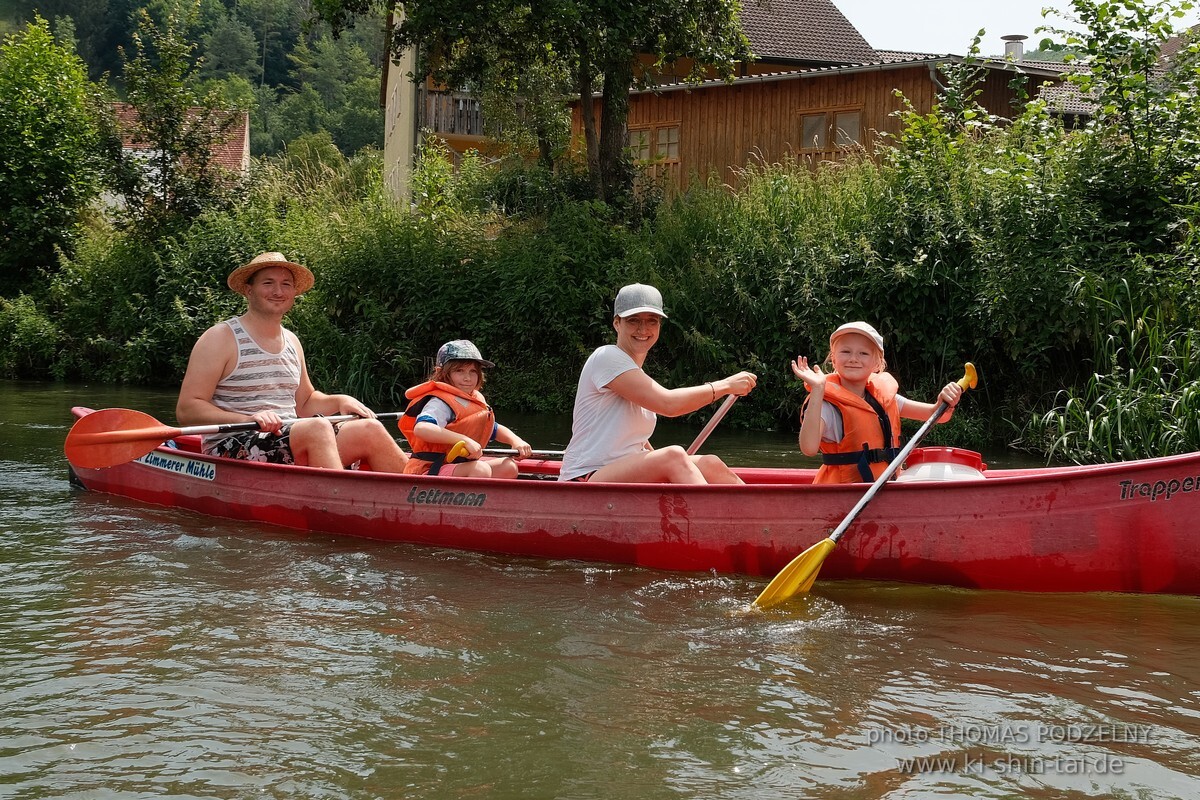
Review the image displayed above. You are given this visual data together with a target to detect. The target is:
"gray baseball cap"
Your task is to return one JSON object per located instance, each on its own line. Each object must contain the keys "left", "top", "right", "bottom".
{"left": 436, "top": 339, "right": 495, "bottom": 368}
{"left": 614, "top": 283, "right": 668, "bottom": 318}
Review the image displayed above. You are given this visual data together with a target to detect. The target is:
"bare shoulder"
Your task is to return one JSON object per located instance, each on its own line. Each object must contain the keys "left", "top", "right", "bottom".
{"left": 182, "top": 322, "right": 238, "bottom": 383}
{"left": 192, "top": 320, "right": 236, "bottom": 354}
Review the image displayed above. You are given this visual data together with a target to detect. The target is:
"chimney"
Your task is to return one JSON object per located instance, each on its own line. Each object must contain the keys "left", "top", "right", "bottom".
{"left": 1002, "top": 34, "right": 1028, "bottom": 61}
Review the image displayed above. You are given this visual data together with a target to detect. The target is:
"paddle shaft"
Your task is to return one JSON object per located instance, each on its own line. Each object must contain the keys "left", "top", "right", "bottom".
{"left": 687, "top": 393, "right": 738, "bottom": 455}
{"left": 73, "top": 412, "right": 402, "bottom": 446}
{"left": 483, "top": 448, "right": 565, "bottom": 458}
{"left": 479, "top": 394, "right": 737, "bottom": 461}
{"left": 826, "top": 397, "right": 949, "bottom": 546}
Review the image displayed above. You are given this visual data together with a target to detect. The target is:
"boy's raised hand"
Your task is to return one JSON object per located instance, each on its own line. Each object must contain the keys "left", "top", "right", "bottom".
{"left": 790, "top": 356, "right": 826, "bottom": 391}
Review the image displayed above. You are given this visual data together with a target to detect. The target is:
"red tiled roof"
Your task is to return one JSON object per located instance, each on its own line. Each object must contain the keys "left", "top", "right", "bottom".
{"left": 1160, "top": 22, "right": 1200, "bottom": 60}
{"left": 111, "top": 102, "right": 250, "bottom": 174}
{"left": 739, "top": 0, "right": 877, "bottom": 65}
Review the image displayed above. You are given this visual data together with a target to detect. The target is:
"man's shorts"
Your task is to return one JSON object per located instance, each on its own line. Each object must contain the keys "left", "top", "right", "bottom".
{"left": 204, "top": 424, "right": 297, "bottom": 464}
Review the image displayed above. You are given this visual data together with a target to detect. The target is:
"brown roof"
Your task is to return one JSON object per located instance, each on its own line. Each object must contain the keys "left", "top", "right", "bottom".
{"left": 739, "top": 0, "right": 877, "bottom": 65}
{"left": 111, "top": 102, "right": 250, "bottom": 174}
{"left": 632, "top": 55, "right": 1073, "bottom": 96}
{"left": 1159, "top": 23, "right": 1200, "bottom": 60}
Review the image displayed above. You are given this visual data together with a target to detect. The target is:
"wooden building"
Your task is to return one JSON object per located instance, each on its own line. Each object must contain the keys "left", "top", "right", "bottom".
{"left": 383, "top": 0, "right": 1076, "bottom": 196}
{"left": 602, "top": 54, "right": 1071, "bottom": 189}
{"left": 574, "top": 0, "right": 1074, "bottom": 189}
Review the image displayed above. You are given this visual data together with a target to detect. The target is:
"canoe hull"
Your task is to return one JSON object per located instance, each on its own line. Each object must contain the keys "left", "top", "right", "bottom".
{"left": 66, "top": 408, "right": 1200, "bottom": 595}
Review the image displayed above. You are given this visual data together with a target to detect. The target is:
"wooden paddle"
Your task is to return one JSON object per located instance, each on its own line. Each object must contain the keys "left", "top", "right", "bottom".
{"left": 753, "top": 363, "right": 978, "bottom": 609}
{"left": 65, "top": 408, "right": 401, "bottom": 470}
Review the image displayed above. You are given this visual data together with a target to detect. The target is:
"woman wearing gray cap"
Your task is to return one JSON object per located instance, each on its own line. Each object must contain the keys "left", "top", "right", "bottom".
{"left": 559, "top": 284, "right": 757, "bottom": 484}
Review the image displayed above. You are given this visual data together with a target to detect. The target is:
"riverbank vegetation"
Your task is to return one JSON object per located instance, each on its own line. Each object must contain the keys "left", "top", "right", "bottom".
{"left": 2, "top": 0, "right": 1200, "bottom": 464}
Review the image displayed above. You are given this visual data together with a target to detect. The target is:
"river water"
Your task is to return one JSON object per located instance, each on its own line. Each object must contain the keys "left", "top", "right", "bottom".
{"left": 2, "top": 380, "right": 1198, "bottom": 799}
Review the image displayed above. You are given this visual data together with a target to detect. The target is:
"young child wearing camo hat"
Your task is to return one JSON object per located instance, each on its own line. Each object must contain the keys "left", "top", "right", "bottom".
{"left": 399, "top": 339, "right": 532, "bottom": 478}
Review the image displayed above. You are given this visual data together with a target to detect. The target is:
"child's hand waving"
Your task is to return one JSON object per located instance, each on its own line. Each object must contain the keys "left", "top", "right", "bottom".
{"left": 790, "top": 356, "right": 826, "bottom": 391}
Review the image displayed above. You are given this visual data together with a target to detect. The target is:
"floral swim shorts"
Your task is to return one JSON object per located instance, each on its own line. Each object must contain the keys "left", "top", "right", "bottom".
{"left": 204, "top": 424, "right": 298, "bottom": 465}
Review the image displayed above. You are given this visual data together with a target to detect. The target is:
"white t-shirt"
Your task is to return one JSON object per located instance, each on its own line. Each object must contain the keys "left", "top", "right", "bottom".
{"left": 559, "top": 345, "right": 657, "bottom": 481}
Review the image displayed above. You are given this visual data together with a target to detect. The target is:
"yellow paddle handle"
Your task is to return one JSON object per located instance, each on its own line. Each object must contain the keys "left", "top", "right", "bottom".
{"left": 958, "top": 362, "right": 978, "bottom": 391}
{"left": 446, "top": 441, "right": 470, "bottom": 462}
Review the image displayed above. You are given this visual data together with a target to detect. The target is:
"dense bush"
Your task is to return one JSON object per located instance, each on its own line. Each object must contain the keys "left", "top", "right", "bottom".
{"left": 0, "top": 16, "right": 107, "bottom": 295}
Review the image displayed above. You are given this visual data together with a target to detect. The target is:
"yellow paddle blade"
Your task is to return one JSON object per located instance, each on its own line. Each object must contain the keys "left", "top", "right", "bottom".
{"left": 753, "top": 538, "right": 837, "bottom": 609}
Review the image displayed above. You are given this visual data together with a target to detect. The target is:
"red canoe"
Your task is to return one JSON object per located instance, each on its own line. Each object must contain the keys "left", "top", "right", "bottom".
{"left": 65, "top": 406, "right": 1200, "bottom": 596}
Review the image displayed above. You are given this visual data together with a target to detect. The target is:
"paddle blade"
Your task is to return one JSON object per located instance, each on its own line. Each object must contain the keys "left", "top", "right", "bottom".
{"left": 753, "top": 538, "right": 838, "bottom": 609}
{"left": 65, "top": 408, "right": 179, "bottom": 469}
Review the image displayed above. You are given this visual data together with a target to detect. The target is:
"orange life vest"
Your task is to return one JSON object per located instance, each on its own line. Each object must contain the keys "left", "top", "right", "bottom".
{"left": 399, "top": 381, "right": 495, "bottom": 476}
{"left": 809, "top": 372, "right": 902, "bottom": 484}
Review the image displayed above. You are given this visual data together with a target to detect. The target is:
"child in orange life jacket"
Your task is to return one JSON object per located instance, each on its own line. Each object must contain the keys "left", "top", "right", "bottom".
{"left": 399, "top": 340, "right": 532, "bottom": 478}
{"left": 792, "top": 322, "right": 964, "bottom": 484}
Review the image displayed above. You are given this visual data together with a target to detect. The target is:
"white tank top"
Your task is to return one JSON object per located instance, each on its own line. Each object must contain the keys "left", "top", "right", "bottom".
{"left": 203, "top": 316, "right": 302, "bottom": 448}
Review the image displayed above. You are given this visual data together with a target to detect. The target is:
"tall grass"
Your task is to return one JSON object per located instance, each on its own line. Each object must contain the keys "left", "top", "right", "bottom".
{"left": 1020, "top": 278, "right": 1200, "bottom": 462}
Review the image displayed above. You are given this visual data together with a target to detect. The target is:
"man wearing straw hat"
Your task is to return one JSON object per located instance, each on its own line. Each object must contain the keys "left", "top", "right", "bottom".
{"left": 176, "top": 252, "right": 409, "bottom": 471}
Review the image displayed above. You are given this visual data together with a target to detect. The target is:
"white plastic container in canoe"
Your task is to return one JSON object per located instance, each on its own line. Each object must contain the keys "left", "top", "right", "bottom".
{"left": 896, "top": 447, "right": 988, "bottom": 482}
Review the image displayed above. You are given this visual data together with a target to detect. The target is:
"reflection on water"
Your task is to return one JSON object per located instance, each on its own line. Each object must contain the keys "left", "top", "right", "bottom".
{"left": 2, "top": 381, "right": 1197, "bottom": 798}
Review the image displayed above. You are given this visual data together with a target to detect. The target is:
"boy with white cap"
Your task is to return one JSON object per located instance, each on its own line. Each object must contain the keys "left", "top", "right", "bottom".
{"left": 559, "top": 283, "right": 758, "bottom": 484}
{"left": 791, "top": 321, "right": 963, "bottom": 484}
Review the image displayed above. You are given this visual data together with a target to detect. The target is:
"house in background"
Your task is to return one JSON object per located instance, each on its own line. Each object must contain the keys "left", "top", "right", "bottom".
{"left": 382, "top": 0, "right": 1077, "bottom": 197}
{"left": 112, "top": 103, "right": 250, "bottom": 174}
{"left": 103, "top": 103, "right": 251, "bottom": 209}
{"left": 587, "top": 0, "right": 1078, "bottom": 189}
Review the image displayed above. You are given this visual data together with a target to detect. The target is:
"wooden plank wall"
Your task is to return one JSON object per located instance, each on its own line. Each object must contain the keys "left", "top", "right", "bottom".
{"left": 573, "top": 65, "right": 1041, "bottom": 190}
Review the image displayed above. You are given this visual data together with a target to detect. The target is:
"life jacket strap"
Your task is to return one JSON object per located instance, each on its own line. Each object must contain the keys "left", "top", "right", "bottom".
{"left": 821, "top": 444, "right": 903, "bottom": 482}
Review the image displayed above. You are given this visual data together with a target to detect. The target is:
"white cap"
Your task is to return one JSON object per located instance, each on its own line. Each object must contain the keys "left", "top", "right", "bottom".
{"left": 614, "top": 284, "right": 667, "bottom": 318}
{"left": 830, "top": 321, "right": 885, "bottom": 354}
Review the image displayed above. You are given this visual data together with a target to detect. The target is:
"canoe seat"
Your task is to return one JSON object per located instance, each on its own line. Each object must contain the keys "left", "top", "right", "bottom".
{"left": 172, "top": 434, "right": 203, "bottom": 453}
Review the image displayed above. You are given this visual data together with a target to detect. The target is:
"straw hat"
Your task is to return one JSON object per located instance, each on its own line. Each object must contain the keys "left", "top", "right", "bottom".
{"left": 226, "top": 252, "right": 315, "bottom": 296}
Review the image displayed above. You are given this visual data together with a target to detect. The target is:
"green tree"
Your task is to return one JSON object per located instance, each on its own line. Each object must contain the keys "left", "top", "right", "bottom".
{"left": 272, "top": 84, "right": 330, "bottom": 146}
{"left": 313, "top": 0, "right": 751, "bottom": 202}
{"left": 331, "top": 74, "right": 385, "bottom": 153}
{"left": 232, "top": 0, "right": 305, "bottom": 89}
{"left": 15, "top": 0, "right": 145, "bottom": 81}
{"left": 199, "top": 12, "right": 261, "bottom": 83}
{"left": 1047, "top": 0, "right": 1200, "bottom": 247}
{"left": 0, "top": 15, "right": 107, "bottom": 295}
{"left": 116, "top": 6, "right": 246, "bottom": 231}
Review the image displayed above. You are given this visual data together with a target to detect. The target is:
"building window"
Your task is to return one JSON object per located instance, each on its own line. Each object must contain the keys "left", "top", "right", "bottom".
{"left": 801, "top": 114, "right": 827, "bottom": 150}
{"left": 629, "top": 123, "right": 680, "bottom": 165}
{"left": 656, "top": 125, "right": 679, "bottom": 160}
{"left": 628, "top": 128, "right": 651, "bottom": 162}
{"left": 798, "top": 109, "right": 863, "bottom": 152}
{"left": 834, "top": 112, "right": 861, "bottom": 147}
